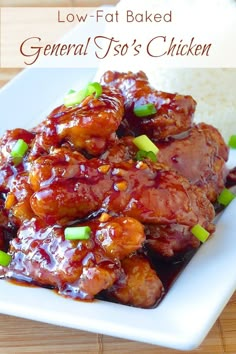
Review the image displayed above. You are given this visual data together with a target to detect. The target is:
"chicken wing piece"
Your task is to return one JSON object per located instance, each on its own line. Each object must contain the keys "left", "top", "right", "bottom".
{"left": 102, "top": 123, "right": 229, "bottom": 202}
{"left": 1, "top": 216, "right": 145, "bottom": 300}
{"left": 30, "top": 86, "right": 124, "bottom": 158}
{"left": 100, "top": 71, "right": 196, "bottom": 139}
{"left": 107, "top": 254, "right": 164, "bottom": 308}
{"left": 29, "top": 156, "right": 215, "bottom": 230}
{"left": 145, "top": 224, "right": 200, "bottom": 258}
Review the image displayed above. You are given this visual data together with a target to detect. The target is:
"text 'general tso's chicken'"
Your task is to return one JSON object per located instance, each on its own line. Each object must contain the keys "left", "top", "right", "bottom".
{"left": 0, "top": 71, "right": 235, "bottom": 308}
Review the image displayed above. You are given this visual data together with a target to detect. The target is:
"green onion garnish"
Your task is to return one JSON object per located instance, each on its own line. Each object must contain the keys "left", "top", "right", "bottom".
{"left": 190, "top": 224, "right": 210, "bottom": 243}
{"left": 136, "top": 150, "right": 157, "bottom": 162}
{"left": 67, "top": 89, "right": 76, "bottom": 95}
{"left": 65, "top": 226, "right": 91, "bottom": 240}
{"left": 64, "top": 89, "right": 88, "bottom": 108}
{"left": 228, "top": 135, "right": 236, "bottom": 149}
{"left": 133, "top": 135, "right": 159, "bottom": 155}
{"left": 10, "top": 139, "right": 28, "bottom": 160}
{"left": 134, "top": 103, "right": 157, "bottom": 117}
{"left": 0, "top": 250, "right": 12, "bottom": 267}
{"left": 64, "top": 82, "right": 103, "bottom": 107}
{"left": 217, "top": 188, "right": 236, "bottom": 206}
{"left": 86, "top": 82, "right": 102, "bottom": 98}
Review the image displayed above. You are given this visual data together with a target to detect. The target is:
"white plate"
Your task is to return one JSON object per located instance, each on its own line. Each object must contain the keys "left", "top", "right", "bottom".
{"left": 0, "top": 67, "right": 236, "bottom": 351}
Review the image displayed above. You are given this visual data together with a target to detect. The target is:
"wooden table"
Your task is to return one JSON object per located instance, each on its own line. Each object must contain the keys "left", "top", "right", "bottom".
{"left": 0, "top": 1, "right": 236, "bottom": 353}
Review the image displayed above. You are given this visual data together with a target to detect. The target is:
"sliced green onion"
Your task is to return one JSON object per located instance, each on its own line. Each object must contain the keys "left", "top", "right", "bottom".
{"left": 190, "top": 224, "right": 210, "bottom": 243}
{"left": 134, "top": 103, "right": 157, "bottom": 117}
{"left": 217, "top": 188, "right": 236, "bottom": 206}
{"left": 64, "top": 89, "right": 87, "bottom": 107}
{"left": 136, "top": 150, "right": 157, "bottom": 162}
{"left": 133, "top": 135, "right": 159, "bottom": 155}
{"left": 67, "top": 89, "right": 76, "bottom": 95}
{"left": 228, "top": 135, "right": 236, "bottom": 149}
{"left": 0, "top": 250, "right": 12, "bottom": 267}
{"left": 10, "top": 139, "right": 28, "bottom": 159}
{"left": 64, "top": 82, "right": 103, "bottom": 107}
{"left": 65, "top": 226, "right": 91, "bottom": 240}
{"left": 67, "top": 89, "right": 76, "bottom": 94}
{"left": 86, "top": 82, "right": 102, "bottom": 98}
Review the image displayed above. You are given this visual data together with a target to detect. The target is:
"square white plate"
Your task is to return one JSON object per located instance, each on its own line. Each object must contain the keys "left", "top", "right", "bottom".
{"left": 0, "top": 67, "right": 236, "bottom": 351}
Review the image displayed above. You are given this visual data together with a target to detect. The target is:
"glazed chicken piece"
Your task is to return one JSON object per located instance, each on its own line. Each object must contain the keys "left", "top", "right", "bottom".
{"left": 29, "top": 155, "right": 215, "bottom": 230}
{"left": 107, "top": 254, "right": 164, "bottom": 308}
{"left": 145, "top": 224, "right": 200, "bottom": 258}
{"left": 2, "top": 147, "right": 87, "bottom": 227}
{"left": 0, "top": 128, "right": 35, "bottom": 192}
{"left": 1, "top": 216, "right": 145, "bottom": 300}
{"left": 157, "top": 123, "right": 229, "bottom": 202}
{"left": 100, "top": 71, "right": 196, "bottom": 139}
{"left": 102, "top": 123, "right": 229, "bottom": 202}
{"left": 94, "top": 214, "right": 145, "bottom": 260}
{"left": 30, "top": 86, "right": 124, "bottom": 158}
{"left": 29, "top": 146, "right": 87, "bottom": 190}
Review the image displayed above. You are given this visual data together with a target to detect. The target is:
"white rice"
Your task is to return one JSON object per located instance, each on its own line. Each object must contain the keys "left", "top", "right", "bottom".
{"left": 145, "top": 68, "right": 236, "bottom": 142}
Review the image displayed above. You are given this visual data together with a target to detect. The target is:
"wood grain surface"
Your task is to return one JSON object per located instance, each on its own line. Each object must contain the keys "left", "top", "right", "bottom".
{"left": 0, "top": 0, "right": 236, "bottom": 353}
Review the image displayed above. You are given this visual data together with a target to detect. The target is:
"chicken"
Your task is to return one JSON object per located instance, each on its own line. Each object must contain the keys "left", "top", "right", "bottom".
{"left": 30, "top": 86, "right": 124, "bottom": 158}
{"left": 0, "top": 70, "right": 231, "bottom": 308}
{"left": 29, "top": 156, "right": 215, "bottom": 230}
{"left": 29, "top": 147, "right": 87, "bottom": 191}
{"left": 157, "top": 123, "right": 229, "bottom": 202}
{"left": 5, "top": 173, "right": 34, "bottom": 226}
{"left": 100, "top": 71, "right": 196, "bottom": 139}
{"left": 107, "top": 254, "right": 164, "bottom": 308}
{"left": 1, "top": 216, "right": 145, "bottom": 300}
{"left": 102, "top": 123, "right": 229, "bottom": 202}
{"left": 0, "top": 128, "right": 34, "bottom": 192}
{"left": 145, "top": 224, "right": 200, "bottom": 258}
